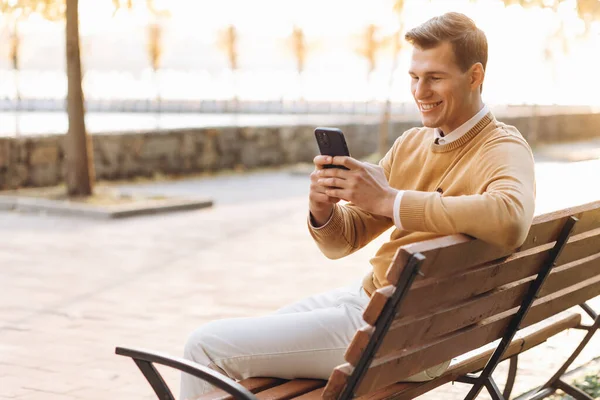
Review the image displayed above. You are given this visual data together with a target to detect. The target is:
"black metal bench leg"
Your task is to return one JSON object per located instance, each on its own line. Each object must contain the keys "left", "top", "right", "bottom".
{"left": 133, "top": 359, "right": 175, "bottom": 400}
{"left": 555, "top": 379, "right": 595, "bottom": 400}
{"left": 523, "top": 387, "right": 557, "bottom": 400}
{"left": 457, "top": 375, "right": 508, "bottom": 400}
{"left": 486, "top": 377, "right": 505, "bottom": 400}
{"left": 537, "top": 303, "right": 600, "bottom": 394}
{"left": 502, "top": 355, "right": 518, "bottom": 399}
{"left": 517, "top": 302, "right": 599, "bottom": 400}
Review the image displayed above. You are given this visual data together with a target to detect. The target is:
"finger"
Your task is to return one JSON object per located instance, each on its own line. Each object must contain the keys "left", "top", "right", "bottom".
{"left": 310, "top": 192, "right": 339, "bottom": 204}
{"left": 319, "top": 167, "right": 350, "bottom": 179}
{"left": 313, "top": 155, "right": 334, "bottom": 169}
{"left": 310, "top": 170, "right": 321, "bottom": 183}
{"left": 331, "top": 156, "right": 362, "bottom": 170}
{"left": 318, "top": 177, "right": 347, "bottom": 188}
{"left": 310, "top": 182, "right": 329, "bottom": 194}
{"left": 325, "top": 188, "right": 349, "bottom": 200}
{"left": 311, "top": 168, "right": 342, "bottom": 183}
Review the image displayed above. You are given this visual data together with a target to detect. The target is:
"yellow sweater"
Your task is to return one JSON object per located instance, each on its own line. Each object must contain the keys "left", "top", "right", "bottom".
{"left": 308, "top": 112, "right": 536, "bottom": 296}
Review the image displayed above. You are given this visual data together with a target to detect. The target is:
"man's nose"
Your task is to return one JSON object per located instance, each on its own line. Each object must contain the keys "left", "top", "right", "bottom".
{"left": 415, "top": 81, "right": 431, "bottom": 100}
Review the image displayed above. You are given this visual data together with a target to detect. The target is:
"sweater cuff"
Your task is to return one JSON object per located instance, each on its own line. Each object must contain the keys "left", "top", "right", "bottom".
{"left": 308, "top": 204, "right": 345, "bottom": 237}
{"left": 399, "top": 190, "right": 429, "bottom": 232}
{"left": 393, "top": 190, "right": 405, "bottom": 230}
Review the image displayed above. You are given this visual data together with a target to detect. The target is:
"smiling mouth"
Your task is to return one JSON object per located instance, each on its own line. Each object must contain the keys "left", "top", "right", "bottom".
{"left": 419, "top": 101, "right": 442, "bottom": 112}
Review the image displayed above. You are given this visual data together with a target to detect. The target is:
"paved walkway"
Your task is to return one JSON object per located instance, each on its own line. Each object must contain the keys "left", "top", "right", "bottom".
{"left": 1, "top": 157, "right": 600, "bottom": 400}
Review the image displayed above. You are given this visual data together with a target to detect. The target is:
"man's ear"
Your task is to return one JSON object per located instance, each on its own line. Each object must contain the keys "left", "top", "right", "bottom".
{"left": 470, "top": 63, "right": 485, "bottom": 91}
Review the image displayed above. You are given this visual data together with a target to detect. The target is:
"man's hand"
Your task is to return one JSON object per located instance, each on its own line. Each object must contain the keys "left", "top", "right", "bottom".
{"left": 309, "top": 155, "right": 342, "bottom": 226}
{"left": 317, "top": 156, "right": 397, "bottom": 218}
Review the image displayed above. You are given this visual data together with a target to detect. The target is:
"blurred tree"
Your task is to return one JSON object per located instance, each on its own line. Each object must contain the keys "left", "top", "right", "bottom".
{"left": 501, "top": 0, "right": 600, "bottom": 33}
{"left": 577, "top": 0, "right": 600, "bottom": 34}
{"left": 289, "top": 25, "right": 307, "bottom": 101}
{"left": 498, "top": 0, "right": 600, "bottom": 140}
{"left": 290, "top": 26, "right": 306, "bottom": 78}
{"left": 147, "top": 21, "right": 162, "bottom": 108}
{"left": 145, "top": 0, "right": 169, "bottom": 117}
{"left": 0, "top": 0, "right": 94, "bottom": 195}
{"left": 218, "top": 24, "right": 239, "bottom": 107}
{"left": 356, "top": 24, "right": 387, "bottom": 100}
{"left": 8, "top": 19, "right": 21, "bottom": 136}
{"left": 111, "top": 0, "right": 133, "bottom": 10}
{"left": 1, "top": 0, "right": 60, "bottom": 135}
{"left": 7, "top": 16, "right": 21, "bottom": 114}
{"left": 112, "top": 0, "right": 169, "bottom": 116}
{"left": 379, "top": 0, "right": 406, "bottom": 158}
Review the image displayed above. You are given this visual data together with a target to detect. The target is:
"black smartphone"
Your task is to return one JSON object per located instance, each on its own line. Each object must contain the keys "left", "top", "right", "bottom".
{"left": 314, "top": 127, "right": 351, "bottom": 170}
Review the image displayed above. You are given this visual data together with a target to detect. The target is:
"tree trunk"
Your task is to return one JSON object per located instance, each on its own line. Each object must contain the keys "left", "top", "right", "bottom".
{"left": 65, "top": 0, "right": 94, "bottom": 196}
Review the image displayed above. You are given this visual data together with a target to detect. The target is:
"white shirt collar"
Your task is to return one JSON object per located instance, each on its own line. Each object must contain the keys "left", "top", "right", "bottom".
{"left": 434, "top": 104, "right": 490, "bottom": 145}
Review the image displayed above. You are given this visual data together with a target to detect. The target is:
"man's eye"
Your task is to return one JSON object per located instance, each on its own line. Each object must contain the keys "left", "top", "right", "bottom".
{"left": 411, "top": 76, "right": 419, "bottom": 81}
{"left": 431, "top": 77, "right": 441, "bottom": 81}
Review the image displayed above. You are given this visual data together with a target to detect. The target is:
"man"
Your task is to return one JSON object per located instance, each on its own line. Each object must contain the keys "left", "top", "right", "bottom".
{"left": 180, "top": 12, "right": 535, "bottom": 400}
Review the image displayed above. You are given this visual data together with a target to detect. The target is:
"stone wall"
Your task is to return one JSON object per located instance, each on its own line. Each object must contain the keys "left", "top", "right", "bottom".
{"left": 1, "top": 112, "right": 599, "bottom": 190}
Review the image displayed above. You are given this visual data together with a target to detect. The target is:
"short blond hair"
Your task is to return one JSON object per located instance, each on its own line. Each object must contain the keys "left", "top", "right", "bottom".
{"left": 405, "top": 12, "right": 488, "bottom": 73}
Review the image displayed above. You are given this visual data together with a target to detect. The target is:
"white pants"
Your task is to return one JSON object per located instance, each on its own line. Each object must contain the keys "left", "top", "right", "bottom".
{"left": 180, "top": 282, "right": 449, "bottom": 400}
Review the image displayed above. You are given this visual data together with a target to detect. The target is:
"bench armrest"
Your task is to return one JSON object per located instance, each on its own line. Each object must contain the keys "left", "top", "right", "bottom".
{"left": 115, "top": 346, "right": 258, "bottom": 400}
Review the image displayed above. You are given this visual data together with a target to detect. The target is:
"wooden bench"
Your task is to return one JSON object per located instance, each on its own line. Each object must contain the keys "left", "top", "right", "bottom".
{"left": 116, "top": 200, "right": 600, "bottom": 400}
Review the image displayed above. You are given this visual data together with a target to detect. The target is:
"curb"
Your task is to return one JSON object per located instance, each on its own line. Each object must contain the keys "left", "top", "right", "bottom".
{"left": 0, "top": 195, "right": 213, "bottom": 219}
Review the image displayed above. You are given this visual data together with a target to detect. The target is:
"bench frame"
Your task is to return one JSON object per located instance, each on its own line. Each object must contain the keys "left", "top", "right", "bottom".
{"left": 514, "top": 301, "right": 600, "bottom": 400}
{"left": 115, "top": 346, "right": 257, "bottom": 400}
{"left": 116, "top": 215, "right": 600, "bottom": 400}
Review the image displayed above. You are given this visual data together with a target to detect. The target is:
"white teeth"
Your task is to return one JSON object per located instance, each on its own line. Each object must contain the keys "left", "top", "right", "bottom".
{"left": 421, "top": 101, "right": 441, "bottom": 110}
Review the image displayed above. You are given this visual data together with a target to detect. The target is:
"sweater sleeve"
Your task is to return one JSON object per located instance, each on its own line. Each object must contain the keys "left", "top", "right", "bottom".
{"left": 399, "top": 135, "right": 536, "bottom": 251}
{"left": 307, "top": 137, "right": 401, "bottom": 259}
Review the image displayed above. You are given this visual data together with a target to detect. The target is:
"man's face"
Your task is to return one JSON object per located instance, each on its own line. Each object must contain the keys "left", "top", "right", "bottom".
{"left": 409, "top": 41, "right": 477, "bottom": 134}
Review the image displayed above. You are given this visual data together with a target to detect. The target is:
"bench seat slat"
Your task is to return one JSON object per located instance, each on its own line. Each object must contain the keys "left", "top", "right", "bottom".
{"left": 196, "top": 378, "right": 287, "bottom": 400}
{"left": 255, "top": 379, "right": 325, "bottom": 400}
{"left": 194, "top": 378, "right": 325, "bottom": 400}
{"left": 293, "top": 388, "right": 325, "bottom": 400}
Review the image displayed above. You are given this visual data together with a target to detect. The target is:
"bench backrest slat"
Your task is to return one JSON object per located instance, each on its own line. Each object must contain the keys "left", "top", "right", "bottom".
{"left": 520, "top": 200, "right": 600, "bottom": 251}
{"left": 386, "top": 200, "right": 600, "bottom": 285}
